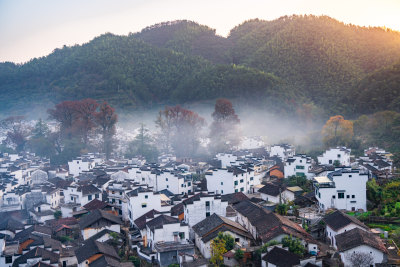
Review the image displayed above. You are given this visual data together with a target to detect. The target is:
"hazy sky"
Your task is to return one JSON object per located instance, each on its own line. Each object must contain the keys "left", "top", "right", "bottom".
{"left": 1, "top": 0, "right": 399, "bottom": 63}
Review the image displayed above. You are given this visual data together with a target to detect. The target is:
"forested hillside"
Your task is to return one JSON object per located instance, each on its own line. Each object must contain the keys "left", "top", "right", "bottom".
{"left": 1, "top": 15, "right": 400, "bottom": 116}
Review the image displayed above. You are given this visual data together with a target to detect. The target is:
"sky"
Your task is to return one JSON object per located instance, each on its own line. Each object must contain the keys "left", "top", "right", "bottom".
{"left": 0, "top": 0, "right": 399, "bottom": 63}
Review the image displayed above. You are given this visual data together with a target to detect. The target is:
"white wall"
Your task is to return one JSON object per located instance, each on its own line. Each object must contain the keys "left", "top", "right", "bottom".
{"left": 82, "top": 224, "right": 120, "bottom": 240}
{"left": 340, "top": 245, "right": 385, "bottom": 266}
{"left": 284, "top": 155, "right": 313, "bottom": 179}
{"left": 184, "top": 196, "right": 228, "bottom": 227}
{"left": 318, "top": 148, "right": 350, "bottom": 166}
{"left": 127, "top": 191, "right": 162, "bottom": 224}
{"left": 326, "top": 224, "right": 367, "bottom": 248}
{"left": 216, "top": 153, "right": 238, "bottom": 168}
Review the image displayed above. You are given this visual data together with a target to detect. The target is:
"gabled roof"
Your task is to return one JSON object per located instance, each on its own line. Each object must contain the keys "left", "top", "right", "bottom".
{"left": 262, "top": 246, "right": 300, "bottom": 267}
{"left": 258, "top": 183, "right": 284, "bottom": 197}
{"left": 323, "top": 210, "right": 367, "bottom": 231}
{"left": 89, "top": 255, "right": 121, "bottom": 267}
{"left": 79, "top": 184, "right": 101, "bottom": 195}
{"left": 233, "top": 200, "right": 314, "bottom": 243}
{"left": 83, "top": 199, "right": 110, "bottom": 211}
{"left": 171, "top": 202, "right": 184, "bottom": 216}
{"left": 134, "top": 209, "right": 160, "bottom": 230}
{"left": 221, "top": 192, "right": 249, "bottom": 204}
{"left": 75, "top": 239, "right": 120, "bottom": 263}
{"left": 12, "top": 247, "right": 59, "bottom": 267}
{"left": 335, "top": 228, "right": 387, "bottom": 253}
{"left": 192, "top": 213, "right": 252, "bottom": 243}
{"left": 146, "top": 215, "right": 180, "bottom": 231}
{"left": 79, "top": 209, "right": 122, "bottom": 229}
{"left": 0, "top": 217, "right": 25, "bottom": 232}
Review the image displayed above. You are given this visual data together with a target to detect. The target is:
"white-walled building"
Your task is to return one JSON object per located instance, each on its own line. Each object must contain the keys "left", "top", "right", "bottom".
{"left": 317, "top": 147, "right": 351, "bottom": 166}
{"left": 270, "top": 144, "right": 295, "bottom": 161}
{"left": 155, "top": 170, "right": 193, "bottom": 195}
{"left": 183, "top": 193, "right": 229, "bottom": 227}
{"left": 63, "top": 184, "right": 102, "bottom": 206}
{"left": 335, "top": 228, "right": 387, "bottom": 266}
{"left": 284, "top": 154, "right": 313, "bottom": 179}
{"left": 216, "top": 153, "right": 238, "bottom": 168}
{"left": 205, "top": 164, "right": 259, "bottom": 195}
{"left": 314, "top": 167, "right": 368, "bottom": 212}
{"left": 145, "top": 214, "right": 189, "bottom": 250}
{"left": 68, "top": 158, "right": 95, "bottom": 177}
{"left": 126, "top": 187, "right": 165, "bottom": 224}
{"left": 79, "top": 209, "right": 122, "bottom": 240}
{"left": 323, "top": 210, "right": 369, "bottom": 247}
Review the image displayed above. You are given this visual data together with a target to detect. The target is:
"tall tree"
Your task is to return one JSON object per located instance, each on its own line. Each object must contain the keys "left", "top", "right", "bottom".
{"left": 95, "top": 102, "right": 118, "bottom": 159}
{"left": 321, "top": 115, "right": 353, "bottom": 148}
{"left": 74, "top": 99, "right": 99, "bottom": 146}
{"left": 28, "top": 119, "right": 54, "bottom": 158}
{"left": 209, "top": 99, "right": 241, "bottom": 153}
{"left": 0, "top": 116, "right": 30, "bottom": 152}
{"left": 47, "top": 101, "right": 78, "bottom": 140}
{"left": 126, "top": 124, "right": 159, "bottom": 162}
{"left": 156, "top": 105, "right": 204, "bottom": 157}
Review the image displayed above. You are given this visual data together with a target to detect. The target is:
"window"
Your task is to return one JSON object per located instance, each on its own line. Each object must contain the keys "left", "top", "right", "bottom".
{"left": 240, "top": 187, "right": 244, "bottom": 192}
{"left": 188, "top": 182, "right": 191, "bottom": 186}
{"left": 240, "top": 179, "right": 244, "bottom": 183}
{"left": 142, "top": 203, "right": 147, "bottom": 208}
{"left": 250, "top": 177, "right": 253, "bottom": 181}
{"left": 296, "top": 165, "right": 305, "bottom": 169}
{"left": 235, "top": 189, "right": 238, "bottom": 193}
{"left": 349, "top": 175, "right": 352, "bottom": 178}
{"left": 181, "top": 184, "right": 184, "bottom": 187}
{"left": 235, "top": 238, "right": 240, "bottom": 242}
{"left": 119, "top": 200, "right": 122, "bottom": 204}
{"left": 206, "top": 212, "right": 210, "bottom": 217}
{"left": 300, "top": 160, "right": 303, "bottom": 163}
{"left": 145, "top": 195, "right": 148, "bottom": 199}
{"left": 234, "top": 181, "right": 238, "bottom": 186}
{"left": 166, "top": 178, "right": 168, "bottom": 181}
{"left": 88, "top": 195, "right": 92, "bottom": 201}
{"left": 5, "top": 256, "right": 12, "bottom": 264}
{"left": 119, "top": 192, "right": 122, "bottom": 195}
{"left": 347, "top": 195, "right": 350, "bottom": 198}
{"left": 179, "top": 232, "right": 185, "bottom": 239}
{"left": 338, "top": 193, "right": 344, "bottom": 199}
{"left": 332, "top": 195, "right": 336, "bottom": 199}
{"left": 95, "top": 194, "right": 99, "bottom": 199}
{"left": 112, "top": 191, "right": 115, "bottom": 194}
{"left": 221, "top": 182, "right": 223, "bottom": 185}
{"left": 337, "top": 154, "right": 341, "bottom": 158}
{"left": 221, "top": 190, "right": 223, "bottom": 194}
{"left": 352, "top": 195, "right": 355, "bottom": 198}
{"left": 329, "top": 160, "right": 332, "bottom": 164}
{"left": 167, "top": 185, "right": 169, "bottom": 188}
{"left": 205, "top": 201, "right": 210, "bottom": 207}
{"left": 71, "top": 196, "right": 73, "bottom": 201}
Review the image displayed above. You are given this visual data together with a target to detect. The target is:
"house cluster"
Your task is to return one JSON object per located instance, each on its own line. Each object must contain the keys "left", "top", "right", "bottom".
{"left": 0, "top": 143, "right": 397, "bottom": 266}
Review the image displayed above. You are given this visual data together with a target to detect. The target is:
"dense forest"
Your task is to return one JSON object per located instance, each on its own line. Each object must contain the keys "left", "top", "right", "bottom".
{"left": 1, "top": 15, "right": 400, "bottom": 117}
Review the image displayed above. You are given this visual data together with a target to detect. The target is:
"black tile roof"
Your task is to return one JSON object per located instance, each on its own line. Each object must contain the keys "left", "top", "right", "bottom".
{"left": 323, "top": 210, "right": 367, "bottom": 231}
{"left": 134, "top": 209, "right": 160, "bottom": 230}
{"left": 79, "top": 209, "right": 122, "bottom": 229}
{"left": 335, "top": 228, "right": 387, "bottom": 253}
{"left": 258, "top": 183, "right": 284, "bottom": 197}
{"left": 221, "top": 192, "right": 249, "bottom": 204}
{"left": 12, "top": 247, "right": 59, "bottom": 267}
{"left": 146, "top": 215, "right": 179, "bottom": 232}
{"left": 79, "top": 184, "right": 101, "bottom": 195}
{"left": 262, "top": 246, "right": 300, "bottom": 267}
{"left": 75, "top": 239, "right": 120, "bottom": 263}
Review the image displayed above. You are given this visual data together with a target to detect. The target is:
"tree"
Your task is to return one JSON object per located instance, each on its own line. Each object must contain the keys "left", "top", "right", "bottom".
{"left": 156, "top": 105, "right": 204, "bottom": 157}
{"left": 54, "top": 210, "right": 62, "bottom": 219}
{"left": 74, "top": 99, "right": 99, "bottom": 146}
{"left": 321, "top": 115, "right": 353, "bottom": 148}
{"left": 48, "top": 101, "right": 78, "bottom": 140}
{"left": 1, "top": 116, "right": 30, "bottom": 152}
{"left": 346, "top": 251, "right": 374, "bottom": 267}
{"left": 95, "top": 102, "right": 118, "bottom": 159}
{"left": 209, "top": 99, "right": 241, "bottom": 152}
{"left": 215, "top": 232, "right": 235, "bottom": 251}
{"left": 28, "top": 119, "right": 54, "bottom": 158}
{"left": 129, "top": 256, "right": 140, "bottom": 267}
{"left": 210, "top": 237, "right": 227, "bottom": 266}
{"left": 126, "top": 124, "right": 159, "bottom": 162}
{"left": 281, "top": 236, "right": 305, "bottom": 257}
{"left": 234, "top": 249, "right": 244, "bottom": 262}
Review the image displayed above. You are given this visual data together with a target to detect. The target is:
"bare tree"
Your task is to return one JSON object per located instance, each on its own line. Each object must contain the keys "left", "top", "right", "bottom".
{"left": 346, "top": 251, "right": 374, "bottom": 267}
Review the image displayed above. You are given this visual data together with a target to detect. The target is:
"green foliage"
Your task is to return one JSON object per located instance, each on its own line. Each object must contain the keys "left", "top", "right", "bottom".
{"left": 58, "top": 236, "right": 73, "bottom": 243}
{"left": 276, "top": 204, "right": 289, "bottom": 215}
{"left": 284, "top": 175, "right": 312, "bottom": 192}
{"left": 216, "top": 232, "right": 235, "bottom": 251}
{"left": 234, "top": 249, "right": 244, "bottom": 261}
{"left": 54, "top": 210, "right": 62, "bottom": 219}
{"left": 281, "top": 236, "right": 305, "bottom": 257}
{"left": 167, "top": 264, "right": 180, "bottom": 267}
{"left": 129, "top": 256, "right": 141, "bottom": 267}
{"left": 210, "top": 236, "right": 227, "bottom": 266}
{"left": 125, "top": 124, "right": 158, "bottom": 162}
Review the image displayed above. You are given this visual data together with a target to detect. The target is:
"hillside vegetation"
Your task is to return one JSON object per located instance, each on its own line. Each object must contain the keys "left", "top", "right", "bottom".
{"left": 1, "top": 15, "right": 400, "bottom": 116}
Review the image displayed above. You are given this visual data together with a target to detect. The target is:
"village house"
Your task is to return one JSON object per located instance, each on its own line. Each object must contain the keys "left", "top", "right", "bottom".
{"left": 270, "top": 144, "right": 295, "bottom": 161}
{"left": 314, "top": 167, "right": 368, "bottom": 211}
{"left": 317, "top": 147, "right": 351, "bottom": 166}
{"left": 335, "top": 228, "right": 388, "bottom": 266}
{"left": 79, "top": 209, "right": 122, "bottom": 240}
{"left": 75, "top": 239, "right": 120, "bottom": 267}
{"left": 284, "top": 154, "right": 313, "bottom": 179}
{"left": 323, "top": 210, "right": 368, "bottom": 247}
{"left": 63, "top": 184, "right": 102, "bottom": 206}
{"left": 192, "top": 213, "right": 253, "bottom": 258}
{"left": 68, "top": 157, "right": 95, "bottom": 177}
